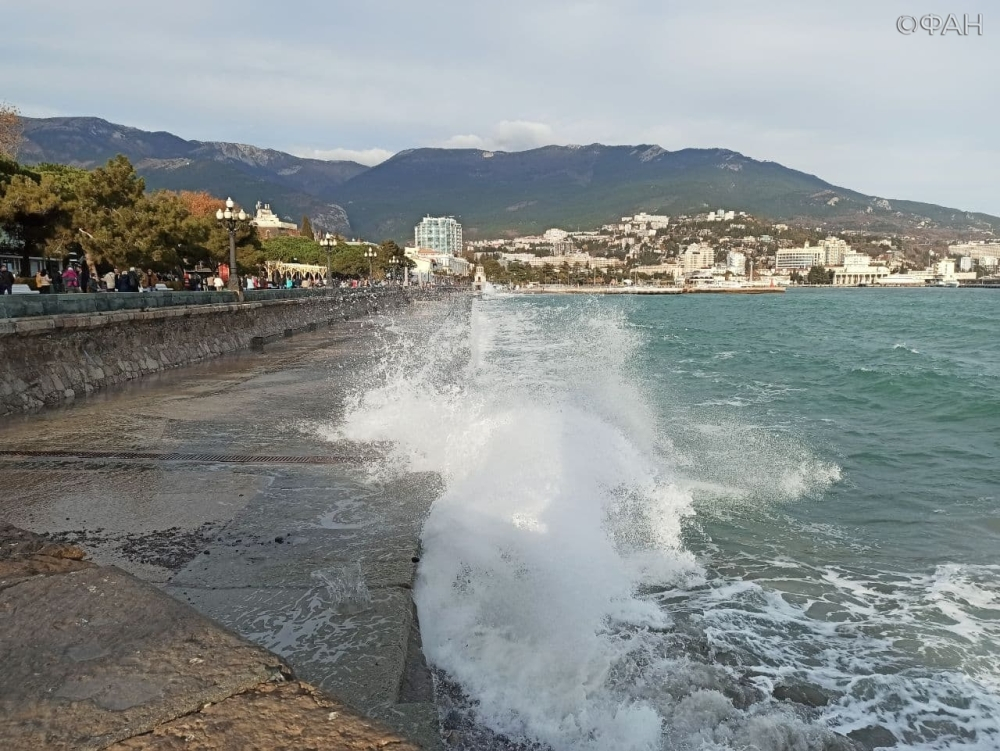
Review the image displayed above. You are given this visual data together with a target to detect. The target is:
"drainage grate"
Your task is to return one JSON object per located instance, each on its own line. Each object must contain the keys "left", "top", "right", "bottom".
{"left": 0, "top": 449, "right": 359, "bottom": 465}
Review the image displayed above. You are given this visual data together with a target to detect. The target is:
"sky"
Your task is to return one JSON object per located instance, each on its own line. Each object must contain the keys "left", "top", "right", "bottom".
{"left": 2, "top": 0, "right": 997, "bottom": 214}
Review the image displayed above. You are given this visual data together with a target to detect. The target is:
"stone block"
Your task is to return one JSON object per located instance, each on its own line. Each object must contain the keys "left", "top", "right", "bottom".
{"left": 0, "top": 566, "right": 288, "bottom": 750}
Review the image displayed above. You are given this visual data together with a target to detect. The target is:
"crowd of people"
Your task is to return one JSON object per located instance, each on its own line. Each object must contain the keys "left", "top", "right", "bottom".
{"left": 0, "top": 262, "right": 399, "bottom": 295}
{"left": 26, "top": 264, "right": 162, "bottom": 293}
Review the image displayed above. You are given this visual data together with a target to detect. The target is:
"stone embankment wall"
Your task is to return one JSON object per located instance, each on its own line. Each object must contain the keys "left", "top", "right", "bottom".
{"left": 0, "top": 289, "right": 406, "bottom": 415}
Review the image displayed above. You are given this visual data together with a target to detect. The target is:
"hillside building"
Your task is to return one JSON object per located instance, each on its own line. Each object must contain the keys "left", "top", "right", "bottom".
{"left": 949, "top": 241, "right": 1000, "bottom": 261}
{"left": 250, "top": 202, "right": 298, "bottom": 239}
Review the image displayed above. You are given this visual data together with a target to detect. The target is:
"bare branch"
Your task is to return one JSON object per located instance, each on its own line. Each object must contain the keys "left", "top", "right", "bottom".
{"left": 0, "top": 101, "right": 24, "bottom": 160}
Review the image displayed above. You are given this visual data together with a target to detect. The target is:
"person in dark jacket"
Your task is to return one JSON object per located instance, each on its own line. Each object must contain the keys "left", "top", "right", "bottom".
{"left": 0, "top": 264, "right": 14, "bottom": 294}
{"left": 79, "top": 262, "right": 91, "bottom": 293}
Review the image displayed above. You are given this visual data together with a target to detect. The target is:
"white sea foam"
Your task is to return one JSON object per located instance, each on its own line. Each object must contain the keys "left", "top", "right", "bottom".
{"left": 329, "top": 295, "right": 999, "bottom": 751}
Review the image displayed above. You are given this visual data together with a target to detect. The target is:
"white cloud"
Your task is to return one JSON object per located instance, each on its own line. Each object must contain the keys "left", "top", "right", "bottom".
{"left": 289, "top": 147, "right": 394, "bottom": 166}
{"left": 493, "top": 120, "right": 553, "bottom": 150}
{"left": 441, "top": 121, "right": 554, "bottom": 152}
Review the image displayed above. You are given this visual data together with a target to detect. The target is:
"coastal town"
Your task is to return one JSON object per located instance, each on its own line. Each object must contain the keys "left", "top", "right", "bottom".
{"left": 250, "top": 198, "right": 1000, "bottom": 292}
{"left": 184, "top": 200, "right": 1000, "bottom": 292}
{"left": 461, "top": 210, "right": 1000, "bottom": 289}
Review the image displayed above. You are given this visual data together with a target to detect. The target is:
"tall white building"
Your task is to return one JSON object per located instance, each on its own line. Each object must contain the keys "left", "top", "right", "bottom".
{"left": 681, "top": 243, "right": 715, "bottom": 273}
{"left": 415, "top": 216, "right": 463, "bottom": 255}
{"left": 726, "top": 251, "right": 747, "bottom": 275}
{"left": 818, "top": 236, "right": 850, "bottom": 266}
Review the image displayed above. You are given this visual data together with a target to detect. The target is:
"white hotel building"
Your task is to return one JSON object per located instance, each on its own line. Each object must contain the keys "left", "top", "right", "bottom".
{"left": 415, "top": 216, "right": 463, "bottom": 255}
{"left": 775, "top": 237, "right": 851, "bottom": 270}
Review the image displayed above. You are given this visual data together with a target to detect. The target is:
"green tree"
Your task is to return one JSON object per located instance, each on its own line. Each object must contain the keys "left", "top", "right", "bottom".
{"left": 260, "top": 235, "right": 324, "bottom": 265}
{"left": 806, "top": 265, "right": 830, "bottom": 285}
{"left": 73, "top": 156, "right": 150, "bottom": 269}
{"left": 300, "top": 215, "right": 314, "bottom": 240}
{"left": 0, "top": 170, "right": 75, "bottom": 275}
{"left": 331, "top": 243, "right": 370, "bottom": 277}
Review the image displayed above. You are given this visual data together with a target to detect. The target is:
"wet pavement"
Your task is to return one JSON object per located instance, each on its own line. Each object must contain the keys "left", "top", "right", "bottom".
{"left": 0, "top": 310, "right": 445, "bottom": 748}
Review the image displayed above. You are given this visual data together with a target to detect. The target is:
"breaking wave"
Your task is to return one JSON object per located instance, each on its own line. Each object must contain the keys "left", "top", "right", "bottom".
{"left": 330, "top": 294, "right": 1000, "bottom": 751}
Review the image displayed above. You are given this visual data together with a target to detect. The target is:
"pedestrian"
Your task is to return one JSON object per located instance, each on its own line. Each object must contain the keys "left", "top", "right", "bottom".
{"left": 0, "top": 264, "right": 14, "bottom": 294}
{"left": 126, "top": 267, "right": 140, "bottom": 292}
{"left": 146, "top": 268, "right": 159, "bottom": 290}
{"left": 35, "top": 269, "right": 52, "bottom": 294}
{"left": 79, "top": 262, "right": 91, "bottom": 293}
{"left": 103, "top": 268, "right": 117, "bottom": 292}
{"left": 213, "top": 275, "right": 224, "bottom": 292}
{"left": 62, "top": 265, "right": 80, "bottom": 293}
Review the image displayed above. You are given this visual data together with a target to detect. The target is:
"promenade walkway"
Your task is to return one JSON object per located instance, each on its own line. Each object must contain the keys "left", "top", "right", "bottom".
{"left": 0, "top": 309, "right": 444, "bottom": 749}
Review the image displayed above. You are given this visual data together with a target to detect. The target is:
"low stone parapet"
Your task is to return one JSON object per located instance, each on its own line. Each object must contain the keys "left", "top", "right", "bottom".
{"left": 0, "top": 289, "right": 407, "bottom": 415}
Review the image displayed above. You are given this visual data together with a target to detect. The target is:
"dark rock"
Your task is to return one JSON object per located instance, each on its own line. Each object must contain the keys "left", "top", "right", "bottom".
{"left": 772, "top": 681, "right": 835, "bottom": 708}
{"left": 274, "top": 536, "right": 284, "bottom": 544}
{"left": 723, "top": 676, "right": 765, "bottom": 709}
{"left": 824, "top": 733, "right": 867, "bottom": 751}
{"left": 847, "top": 724, "right": 898, "bottom": 750}
{"left": 411, "top": 557, "right": 420, "bottom": 563}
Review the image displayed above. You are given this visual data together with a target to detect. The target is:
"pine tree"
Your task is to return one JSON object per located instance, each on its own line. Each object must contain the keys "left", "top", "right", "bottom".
{"left": 300, "top": 215, "right": 314, "bottom": 240}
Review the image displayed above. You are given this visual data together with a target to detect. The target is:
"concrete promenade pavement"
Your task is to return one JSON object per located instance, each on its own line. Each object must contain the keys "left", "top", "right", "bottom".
{"left": 0, "top": 304, "right": 449, "bottom": 749}
{"left": 1, "top": 525, "right": 423, "bottom": 750}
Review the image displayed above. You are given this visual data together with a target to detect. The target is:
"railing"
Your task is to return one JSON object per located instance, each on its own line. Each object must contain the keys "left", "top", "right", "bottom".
{"left": 0, "top": 287, "right": 398, "bottom": 319}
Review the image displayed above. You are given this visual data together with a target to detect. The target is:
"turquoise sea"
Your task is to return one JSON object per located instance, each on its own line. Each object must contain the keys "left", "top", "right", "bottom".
{"left": 343, "top": 288, "right": 1000, "bottom": 750}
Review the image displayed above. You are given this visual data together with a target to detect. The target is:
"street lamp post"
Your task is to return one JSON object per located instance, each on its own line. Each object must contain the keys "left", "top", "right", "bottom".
{"left": 364, "top": 247, "right": 377, "bottom": 284}
{"left": 319, "top": 233, "right": 336, "bottom": 289}
{"left": 389, "top": 255, "right": 400, "bottom": 285}
{"left": 215, "top": 197, "right": 249, "bottom": 299}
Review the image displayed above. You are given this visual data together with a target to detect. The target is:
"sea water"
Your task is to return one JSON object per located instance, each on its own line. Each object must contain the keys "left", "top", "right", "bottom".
{"left": 335, "top": 288, "right": 1000, "bottom": 750}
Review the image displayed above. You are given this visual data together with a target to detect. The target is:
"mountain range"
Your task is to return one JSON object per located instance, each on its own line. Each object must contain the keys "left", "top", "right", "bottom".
{"left": 18, "top": 116, "right": 1000, "bottom": 241}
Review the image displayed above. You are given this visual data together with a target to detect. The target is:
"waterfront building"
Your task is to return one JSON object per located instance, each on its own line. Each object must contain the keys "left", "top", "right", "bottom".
{"left": 776, "top": 237, "right": 849, "bottom": 269}
{"left": 681, "top": 243, "right": 715, "bottom": 273}
{"left": 543, "top": 228, "right": 570, "bottom": 242}
{"left": 415, "top": 216, "right": 463, "bottom": 255}
{"left": 497, "top": 252, "right": 622, "bottom": 270}
{"left": 832, "top": 251, "right": 890, "bottom": 285}
{"left": 635, "top": 261, "right": 684, "bottom": 279}
{"left": 726, "top": 251, "right": 747, "bottom": 275}
{"left": 934, "top": 259, "right": 957, "bottom": 278}
{"left": 775, "top": 247, "right": 824, "bottom": 270}
{"left": 959, "top": 256, "right": 974, "bottom": 272}
{"left": 250, "top": 202, "right": 298, "bottom": 239}
{"left": 404, "top": 246, "right": 471, "bottom": 281}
